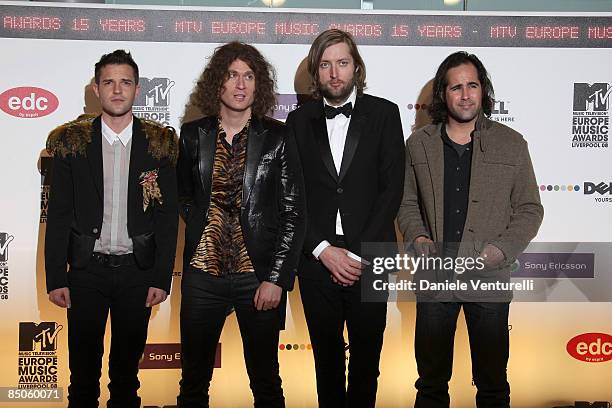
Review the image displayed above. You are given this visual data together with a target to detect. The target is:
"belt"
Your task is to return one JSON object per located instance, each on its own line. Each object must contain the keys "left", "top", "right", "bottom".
{"left": 92, "top": 252, "right": 136, "bottom": 268}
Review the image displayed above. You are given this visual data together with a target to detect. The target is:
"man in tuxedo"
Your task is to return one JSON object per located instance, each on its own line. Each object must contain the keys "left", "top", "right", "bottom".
{"left": 176, "top": 42, "right": 305, "bottom": 408}
{"left": 398, "top": 51, "right": 543, "bottom": 407}
{"left": 286, "top": 29, "right": 405, "bottom": 407}
{"left": 45, "top": 50, "right": 178, "bottom": 407}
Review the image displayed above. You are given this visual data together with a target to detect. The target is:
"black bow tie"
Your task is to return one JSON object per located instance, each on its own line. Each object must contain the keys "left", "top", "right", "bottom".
{"left": 324, "top": 102, "right": 353, "bottom": 119}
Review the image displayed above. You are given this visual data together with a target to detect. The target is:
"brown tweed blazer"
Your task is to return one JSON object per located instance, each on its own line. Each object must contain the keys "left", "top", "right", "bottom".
{"left": 398, "top": 115, "right": 543, "bottom": 298}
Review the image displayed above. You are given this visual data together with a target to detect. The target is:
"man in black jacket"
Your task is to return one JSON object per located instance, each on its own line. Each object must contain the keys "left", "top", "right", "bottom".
{"left": 286, "top": 29, "right": 405, "bottom": 407}
{"left": 45, "top": 50, "right": 178, "bottom": 407}
{"left": 176, "top": 42, "right": 305, "bottom": 408}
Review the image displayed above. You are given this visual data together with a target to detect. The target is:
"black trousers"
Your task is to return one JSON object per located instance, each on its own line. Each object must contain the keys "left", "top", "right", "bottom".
{"left": 66, "top": 257, "right": 151, "bottom": 408}
{"left": 414, "top": 301, "right": 511, "bottom": 408}
{"left": 299, "top": 274, "right": 387, "bottom": 408}
{"left": 178, "top": 270, "right": 284, "bottom": 408}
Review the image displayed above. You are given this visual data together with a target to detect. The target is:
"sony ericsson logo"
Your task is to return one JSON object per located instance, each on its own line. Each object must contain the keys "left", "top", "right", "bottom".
{"left": 139, "top": 343, "right": 221, "bottom": 369}
{"left": 512, "top": 253, "right": 594, "bottom": 279}
{"left": 133, "top": 77, "right": 175, "bottom": 126}
{"left": 272, "top": 94, "right": 300, "bottom": 120}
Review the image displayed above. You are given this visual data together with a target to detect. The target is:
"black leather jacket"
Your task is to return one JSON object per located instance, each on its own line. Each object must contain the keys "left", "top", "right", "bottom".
{"left": 177, "top": 115, "right": 305, "bottom": 291}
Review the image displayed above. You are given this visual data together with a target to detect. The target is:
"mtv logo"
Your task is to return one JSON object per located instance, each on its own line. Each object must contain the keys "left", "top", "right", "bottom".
{"left": 19, "top": 322, "right": 63, "bottom": 352}
{"left": 0, "top": 232, "right": 14, "bottom": 263}
{"left": 573, "top": 83, "right": 612, "bottom": 112}
{"left": 136, "top": 78, "right": 175, "bottom": 107}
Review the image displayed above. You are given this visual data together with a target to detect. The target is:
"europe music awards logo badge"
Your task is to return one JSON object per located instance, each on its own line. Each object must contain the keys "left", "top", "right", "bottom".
{"left": 571, "top": 82, "right": 611, "bottom": 148}
{"left": 18, "top": 322, "right": 63, "bottom": 389}
{"left": 133, "top": 77, "right": 175, "bottom": 126}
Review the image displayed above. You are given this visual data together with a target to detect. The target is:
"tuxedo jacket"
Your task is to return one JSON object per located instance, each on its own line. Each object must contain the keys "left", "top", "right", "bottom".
{"left": 177, "top": 115, "right": 305, "bottom": 291}
{"left": 45, "top": 115, "right": 179, "bottom": 293}
{"left": 286, "top": 93, "right": 405, "bottom": 281}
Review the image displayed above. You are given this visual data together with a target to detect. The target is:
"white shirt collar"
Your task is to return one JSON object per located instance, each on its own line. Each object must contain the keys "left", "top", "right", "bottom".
{"left": 323, "top": 86, "right": 357, "bottom": 110}
{"left": 101, "top": 117, "right": 133, "bottom": 146}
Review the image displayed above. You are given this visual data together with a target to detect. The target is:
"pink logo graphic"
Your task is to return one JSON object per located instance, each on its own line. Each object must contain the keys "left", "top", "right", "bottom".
{"left": 0, "top": 87, "right": 59, "bottom": 118}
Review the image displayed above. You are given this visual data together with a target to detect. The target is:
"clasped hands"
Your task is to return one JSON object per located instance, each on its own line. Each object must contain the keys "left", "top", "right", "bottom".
{"left": 319, "top": 246, "right": 363, "bottom": 286}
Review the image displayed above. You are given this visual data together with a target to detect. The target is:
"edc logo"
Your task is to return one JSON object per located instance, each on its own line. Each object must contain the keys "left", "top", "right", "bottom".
{"left": 566, "top": 333, "right": 612, "bottom": 363}
{"left": 0, "top": 87, "right": 59, "bottom": 118}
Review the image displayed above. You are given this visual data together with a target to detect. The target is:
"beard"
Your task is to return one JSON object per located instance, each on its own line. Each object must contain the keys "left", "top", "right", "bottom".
{"left": 319, "top": 77, "right": 356, "bottom": 105}
{"left": 447, "top": 104, "right": 480, "bottom": 124}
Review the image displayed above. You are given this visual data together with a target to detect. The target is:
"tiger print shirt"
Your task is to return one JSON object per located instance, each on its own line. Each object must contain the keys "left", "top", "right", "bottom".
{"left": 190, "top": 119, "right": 255, "bottom": 275}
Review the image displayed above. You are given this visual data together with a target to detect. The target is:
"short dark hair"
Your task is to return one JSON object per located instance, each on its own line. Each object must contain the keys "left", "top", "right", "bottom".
{"left": 307, "top": 29, "right": 367, "bottom": 99}
{"left": 429, "top": 51, "right": 494, "bottom": 124}
{"left": 190, "top": 42, "right": 276, "bottom": 118}
{"left": 94, "top": 50, "right": 139, "bottom": 85}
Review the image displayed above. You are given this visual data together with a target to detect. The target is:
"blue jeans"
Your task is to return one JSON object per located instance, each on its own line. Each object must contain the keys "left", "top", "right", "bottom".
{"left": 414, "top": 301, "right": 510, "bottom": 408}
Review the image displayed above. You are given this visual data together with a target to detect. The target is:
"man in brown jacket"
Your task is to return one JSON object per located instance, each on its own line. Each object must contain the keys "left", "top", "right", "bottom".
{"left": 398, "top": 51, "right": 543, "bottom": 407}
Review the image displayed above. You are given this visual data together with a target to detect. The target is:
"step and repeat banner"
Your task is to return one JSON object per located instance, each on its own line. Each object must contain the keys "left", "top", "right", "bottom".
{"left": 0, "top": 3, "right": 611, "bottom": 407}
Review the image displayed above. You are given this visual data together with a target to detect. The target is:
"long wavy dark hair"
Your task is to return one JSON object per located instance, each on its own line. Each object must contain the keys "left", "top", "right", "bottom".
{"left": 307, "top": 29, "right": 367, "bottom": 100}
{"left": 429, "top": 51, "right": 495, "bottom": 124}
{"left": 190, "top": 42, "right": 276, "bottom": 118}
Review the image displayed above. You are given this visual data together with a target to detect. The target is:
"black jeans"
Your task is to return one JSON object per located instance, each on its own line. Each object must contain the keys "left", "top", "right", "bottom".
{"left": 66, "top": 257, "right": 151, "bottom": 408}
{"left": 299, "top": 276, "right": 387, "bottom": 408}
{"left": 178, "top": 270, "right": 284, "bottom": 408}
{"left": 414, "top": 301, "right": 510, "bottom": 408}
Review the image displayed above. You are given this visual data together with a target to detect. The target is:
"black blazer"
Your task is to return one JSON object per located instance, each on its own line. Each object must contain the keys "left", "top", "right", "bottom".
{"left": 286, "top": 93, "right": 405, "bottom": 281}
{"left": 45, "top": 115, "right": 179, "bottom": 293}
{"left": 177, "top": 115, "right": 305, "bottom": 291}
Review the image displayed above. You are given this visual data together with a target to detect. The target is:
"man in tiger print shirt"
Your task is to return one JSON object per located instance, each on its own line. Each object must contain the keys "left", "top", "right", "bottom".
{"left": 176, "top": 42, "right": 306, "bottom": 408}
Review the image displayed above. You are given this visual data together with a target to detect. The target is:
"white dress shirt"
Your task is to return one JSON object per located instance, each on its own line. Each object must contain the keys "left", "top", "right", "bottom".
{"left": 94, "top": 118, "right": 133, "bottom": 255}
{"left": 312, "top": 87, "right": 357, "bottom": 259}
